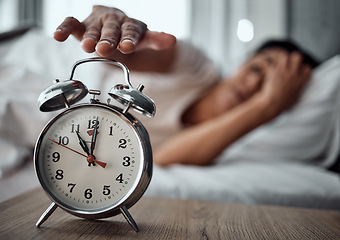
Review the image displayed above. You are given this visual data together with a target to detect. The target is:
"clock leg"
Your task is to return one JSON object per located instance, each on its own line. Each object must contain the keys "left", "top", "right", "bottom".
{"left": 36, "top": 202, "right": 58, "bottom": 227}
{"left": 120, "top": 205, "right": 139, "bottom": 232}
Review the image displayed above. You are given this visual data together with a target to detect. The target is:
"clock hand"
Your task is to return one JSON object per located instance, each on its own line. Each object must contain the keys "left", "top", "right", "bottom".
{"left": 75, "top": 131, "right": 90, "bottom": 155}
{"left": 87, "top": 155, "right": 107, "bottom": 168}
{"left": 48, "top": 138, "right": 87, "bottom": 157}
{"left": 90, "top": 117, "right": 99, "bottom": 155}
{"left": 48, "top": 138, "right": 107, "bottom": 168}
{"left": 75, "top": 131, "right": 99, "bottom": 167}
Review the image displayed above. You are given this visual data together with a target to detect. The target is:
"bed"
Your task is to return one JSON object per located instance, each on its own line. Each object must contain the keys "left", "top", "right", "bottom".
{"left": 0, "top": 30, "right": 339, "bottom": 211}
{"left": 146, "top": 53, "right": 340, "bottom": 210}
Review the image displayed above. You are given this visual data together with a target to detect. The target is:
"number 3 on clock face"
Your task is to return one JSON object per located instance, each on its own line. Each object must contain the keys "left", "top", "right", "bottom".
{"left": 34, "top": 104, "right": 152, "bottom": 219}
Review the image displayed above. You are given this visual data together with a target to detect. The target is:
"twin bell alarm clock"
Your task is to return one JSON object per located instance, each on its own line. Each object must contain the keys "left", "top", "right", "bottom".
{"left": 33, "top": 57, "right": 155, "bottom": 232}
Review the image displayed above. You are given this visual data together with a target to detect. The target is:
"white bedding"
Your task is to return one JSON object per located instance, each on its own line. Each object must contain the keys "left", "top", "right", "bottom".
{"left": 0, "top": 30, "right": 340, "bottom": 210}
{"left": 146, "top": 55, "right": 340, "bottom": 210}
{"left": 147, "top": 161, "right": 340, "bottom": 210}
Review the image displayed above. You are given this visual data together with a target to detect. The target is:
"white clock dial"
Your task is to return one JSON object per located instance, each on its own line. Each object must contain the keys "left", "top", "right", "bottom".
{"left": 35, "top": 104, "right": 146, "bottom": 213}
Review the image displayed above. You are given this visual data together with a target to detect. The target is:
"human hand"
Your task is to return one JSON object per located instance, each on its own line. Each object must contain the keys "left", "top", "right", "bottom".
{"left": 53, "top": 5, "right": 176, "bottom": 56}
{"left": 227, "top": 55, "right": 267, "bottom": 102}
{"left": 258, "top": 50, "right": 312, "bottom": 117}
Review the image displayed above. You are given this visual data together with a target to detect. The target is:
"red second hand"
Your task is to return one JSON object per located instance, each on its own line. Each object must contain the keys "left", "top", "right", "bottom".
{"left": 48, "top": 138, "right": 107, "bottom": 168}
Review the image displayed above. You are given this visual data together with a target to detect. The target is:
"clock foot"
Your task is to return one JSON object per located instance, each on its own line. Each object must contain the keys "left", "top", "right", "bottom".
{"left": 36, "top": 202, "right": 58, "bottom": 227}
{"left": 120, "top": 205, "right": 139, "bottom": 232}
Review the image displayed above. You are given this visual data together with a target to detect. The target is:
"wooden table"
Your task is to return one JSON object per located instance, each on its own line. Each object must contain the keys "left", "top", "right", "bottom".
{"left": 1, "top": 188, "right": 340, "bottom": 239}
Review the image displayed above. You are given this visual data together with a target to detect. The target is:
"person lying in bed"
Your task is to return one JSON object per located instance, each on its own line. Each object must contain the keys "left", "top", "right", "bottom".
{"left": 54, "top": 5, "right": 317, "bottom": 166}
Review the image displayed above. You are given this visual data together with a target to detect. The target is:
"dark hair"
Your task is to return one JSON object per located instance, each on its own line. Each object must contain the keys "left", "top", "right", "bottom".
{"left": 255, "top": 39, "right": 320, "bottom": 68}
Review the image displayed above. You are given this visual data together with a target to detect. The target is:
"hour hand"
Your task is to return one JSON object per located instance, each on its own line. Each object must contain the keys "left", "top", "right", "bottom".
{"left": 75, "top": 131, "right": 90, "bottom": 156}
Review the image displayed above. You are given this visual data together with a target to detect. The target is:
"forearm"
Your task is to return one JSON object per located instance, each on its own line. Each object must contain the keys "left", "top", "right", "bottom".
{"left": 154, "top": 94, "right": 275, "bottom": 166}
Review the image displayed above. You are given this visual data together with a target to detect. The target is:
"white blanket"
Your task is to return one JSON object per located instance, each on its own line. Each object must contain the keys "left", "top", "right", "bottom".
{"left": 147, "top": 161, "right": 340, "bottom": 210}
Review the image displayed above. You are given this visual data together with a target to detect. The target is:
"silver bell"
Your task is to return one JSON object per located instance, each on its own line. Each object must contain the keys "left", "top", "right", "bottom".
{"left": 38, "top": 80, "right": 88, "bottom": 112}
{"left": 109, "top": 84, "right": 156, "bottom": 118}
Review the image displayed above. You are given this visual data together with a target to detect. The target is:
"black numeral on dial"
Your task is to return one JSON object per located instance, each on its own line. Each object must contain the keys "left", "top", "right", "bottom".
{"left": 71, "top": 124, "right": 80, "bottom": 133}
{"left": 122, "top": 156, "right": 131, "bottom": 166}
{"left": 58, "top": 136, "right": 69, "bottom": 145}
{"left": 116, "top": 173, "right": 124, "bottom": 183}
{"left": 55, "top": 169, "right": 64, "bottom": 180}
{"left": 68, "top": 183, "right": 76, "bottom": 193}
{"left": 118, "top": 139, "right": 127, "bottom": 149}
{"left": 103, "top": 185, "right": 111, "bottom": 195}
{"left": 52, "top": 152, "right": 60, "bottom": 162}
{"left": 84, "top": 189, "right": 93, "bottom": 199}
{"left": 88, "top": 119, "right": 100, "bottom": 129}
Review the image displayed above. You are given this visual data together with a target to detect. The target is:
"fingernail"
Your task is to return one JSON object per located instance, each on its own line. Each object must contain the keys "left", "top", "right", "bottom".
{"left": 98, "top": 40, "right": 114, "bottom": 47}
{"left": 120, "top": 38, "right": 136, "bottom": 45}
{"left": 81, "top": 36, "right": 97, "bottom": 46}
{"left": 95, "top": 40, "right": 115, "bottom": 53}
{"left": 83, "top": 36, "right": 98, "bottom": 42}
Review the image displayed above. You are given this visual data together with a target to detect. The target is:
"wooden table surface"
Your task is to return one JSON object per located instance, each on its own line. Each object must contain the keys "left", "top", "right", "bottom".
{"left": 1, "top": 188, "right": 340, "bottom": 239}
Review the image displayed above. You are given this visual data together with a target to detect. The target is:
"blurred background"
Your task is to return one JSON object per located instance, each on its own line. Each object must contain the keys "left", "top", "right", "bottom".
{"left": 0, "top": 0, "right": 339, "bottom": 74}
{"left": 0, "top": 0, "right": 340, "bottom": 208}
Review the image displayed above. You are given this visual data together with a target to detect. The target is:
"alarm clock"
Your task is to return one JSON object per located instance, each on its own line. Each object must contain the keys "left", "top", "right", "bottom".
{"left": 34, "top": 58, "right": 155, "bottom": 232}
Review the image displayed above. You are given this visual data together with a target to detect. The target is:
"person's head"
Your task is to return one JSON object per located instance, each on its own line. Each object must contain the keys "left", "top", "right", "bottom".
{"left": 254, "top": 39, "right": 320, "bottom": 69}
{"left": 204, "top": 39, "right": 317, "bottom": 120}
{"left": 216, "top": 39, "right": 318, "bottom": 112}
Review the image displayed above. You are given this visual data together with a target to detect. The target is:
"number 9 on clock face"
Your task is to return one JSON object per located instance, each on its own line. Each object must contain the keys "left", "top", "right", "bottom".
{"left": 34, "top": 104, "right": 152, "bottom": 219}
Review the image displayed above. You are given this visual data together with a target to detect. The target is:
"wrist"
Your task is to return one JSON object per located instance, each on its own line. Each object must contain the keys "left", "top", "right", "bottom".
{"left": 250, "top": 94, "right": 281, "bottom": 122}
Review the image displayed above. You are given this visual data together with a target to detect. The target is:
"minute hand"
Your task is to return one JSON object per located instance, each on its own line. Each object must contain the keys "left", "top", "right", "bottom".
{"left": 90, "top": 117, "right": 99, "bottom": 155}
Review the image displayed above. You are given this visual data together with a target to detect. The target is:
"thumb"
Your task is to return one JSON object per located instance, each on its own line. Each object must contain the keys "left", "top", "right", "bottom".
{"left": 135, "top": 31, "right": 177, "bottom": 51}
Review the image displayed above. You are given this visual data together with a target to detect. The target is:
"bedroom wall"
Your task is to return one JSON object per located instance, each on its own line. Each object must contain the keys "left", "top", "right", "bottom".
{"left": 189, "top": 0, "right": 287, "bottom": 75}
{"left": 287, "top": 0, "right": 340, "bottom": 62}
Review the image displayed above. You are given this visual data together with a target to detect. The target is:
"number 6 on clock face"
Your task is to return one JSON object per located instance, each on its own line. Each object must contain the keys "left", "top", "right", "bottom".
{"left": 34, "top": 104, "right": 152, "bottom": 219}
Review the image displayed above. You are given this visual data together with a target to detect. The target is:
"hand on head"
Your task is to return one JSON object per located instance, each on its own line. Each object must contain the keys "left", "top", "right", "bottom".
{"left": 254, "top": 49, "right": 312, "bottom": 117}
{"left": 53, "top": 5, "right": 176, "bottom": 57}
{"left": 217, "top": 49, "right": 311, "bottom": 118}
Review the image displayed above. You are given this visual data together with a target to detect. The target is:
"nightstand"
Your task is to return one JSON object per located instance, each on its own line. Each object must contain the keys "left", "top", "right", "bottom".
{"left": 1, "top": 188, "right": 340, "bottom": 239}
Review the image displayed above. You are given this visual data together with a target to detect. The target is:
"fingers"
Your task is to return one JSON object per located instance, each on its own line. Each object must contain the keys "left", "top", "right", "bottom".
{"left": 94, "top": 17, "right": 147, "bottom": 56}
{"left": 293, "top": 52, "right": 312, "bottom": 81}
{"left": 289, "top": 51, "right": 305, "bottom": 74}
{"left": 273, "top": 50, "right": 289, "bottom": 70}
{"left": 97, "top": 19, "right": 176, "bottom": 55}
{"left": 54, "top": 17, "right": 85, "bottom": 42}
{"left": 54, "top": 6, "right": 177, "bottom": 56}
{"left": 96, "top": 28, "right": 176, "bottom": 56}
{"left": 284, "top": 52, "right": 312, "bottom": 87}
{"left": 118, "top": 18, "right": 147, "bottom": 54}
{"left": 81, "top": 21, "right": 102, "bottom": 53}
{"left": 94, "top": 16, "right": 122, "bottom": 56}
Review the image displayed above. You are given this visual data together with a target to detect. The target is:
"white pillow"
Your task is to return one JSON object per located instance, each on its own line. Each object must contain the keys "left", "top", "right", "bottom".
{"left": 218, "top": 55, "right": 340, "bottom": 168}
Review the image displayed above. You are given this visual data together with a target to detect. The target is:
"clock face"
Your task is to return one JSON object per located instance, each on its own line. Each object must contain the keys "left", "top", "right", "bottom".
{"left": 35, "top": 104, "right": 150, "bottom": 215}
